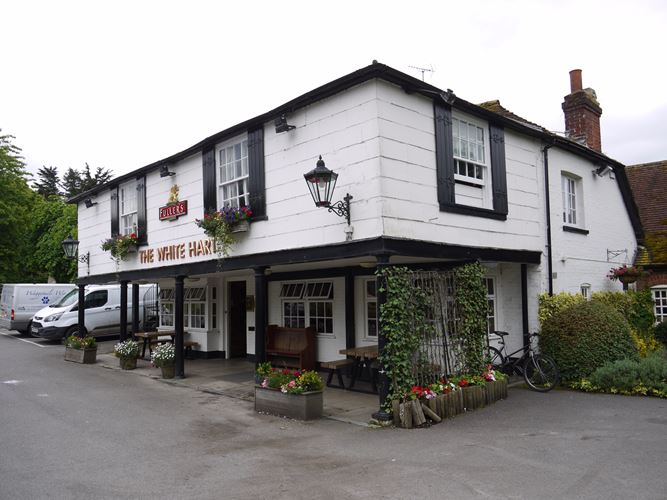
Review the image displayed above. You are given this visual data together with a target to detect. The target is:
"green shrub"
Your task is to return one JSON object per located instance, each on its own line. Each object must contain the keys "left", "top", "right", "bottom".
{"left": 655, "top": 322, "right": 667, "bottom": 346}
{"left": 538, "top": 292, "right": 584, "bottom": 328}
{"left": 589, "top": 358, "right": 640, "bottom": 392}
{"left": 540, "top": 300, "right": 637, "bottom": 381}
{"left": 591, "top": 290, "right": 655, "bottom": 335}
{"left": 586, "top": 354, "right": 667, "bottom": 396}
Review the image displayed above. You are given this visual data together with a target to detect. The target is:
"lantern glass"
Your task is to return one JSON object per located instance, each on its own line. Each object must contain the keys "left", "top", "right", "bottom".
{"left": 303, "top": 156, "right": 339, "bottom": 208}
{"left": 61, "top": 235, "right": 80, "bottom": 259}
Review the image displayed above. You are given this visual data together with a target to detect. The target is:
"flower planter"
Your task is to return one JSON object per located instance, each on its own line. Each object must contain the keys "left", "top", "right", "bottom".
{"left": 160, "top": 363, "right": 175, "bottom": 379}
{"left": 254, "top": 386, "right": 323, "bottom": 420}
{"left": 461, "top": 385, "right": 486, "bottom": 411}
{"left": 230, "top": 220, "right": 250, "bottom": 233}
{"left": 119, "top": 357, "right": 138, "bottom": 370}
{"left": 484, "top": 379, "right": 508, "bottom": 404}
{"left": 126, "top": 243, "right": 138, "bottom": 254}
{"left": 64, "top": 346, "right": 97, "bottom": 364}
{"left": 619, "top": 274, "right": 639, "bottom": 285}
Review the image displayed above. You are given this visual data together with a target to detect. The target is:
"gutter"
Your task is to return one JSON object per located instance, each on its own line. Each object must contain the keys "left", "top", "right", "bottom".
{"left": 542, "top": 142, "right": 555, "bottom": 296}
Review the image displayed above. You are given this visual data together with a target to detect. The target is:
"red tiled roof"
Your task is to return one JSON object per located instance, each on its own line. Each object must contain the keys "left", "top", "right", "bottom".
{"left": 626, "top": 160, "right": 667, "bottom": 233}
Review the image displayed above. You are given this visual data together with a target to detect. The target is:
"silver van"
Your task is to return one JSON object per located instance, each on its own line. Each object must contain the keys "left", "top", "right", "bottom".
{"left": 0, "top": 284, "right": 77, "bottom": 335}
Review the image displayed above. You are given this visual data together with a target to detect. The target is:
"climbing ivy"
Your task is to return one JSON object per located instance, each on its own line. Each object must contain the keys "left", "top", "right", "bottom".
{"left": 377, "top": 266, "right": 429, "bottom": 408}
{"left": 453, "top": 262, "right": 488, "bottom": 375}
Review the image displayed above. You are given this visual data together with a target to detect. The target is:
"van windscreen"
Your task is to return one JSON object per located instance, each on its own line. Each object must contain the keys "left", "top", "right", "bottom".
{"left": 54, "top": 289, "right": 79, "bottom": 307}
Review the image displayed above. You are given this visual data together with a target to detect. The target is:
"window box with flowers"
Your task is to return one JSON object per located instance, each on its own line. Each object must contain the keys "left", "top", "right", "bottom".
{"left": 64, "top": 335, "right": 97, "bottom": 364}
{"left": 101, "top": 233, "right": 139, "bottom": 261}
{"left": 195, "top": 206, "right": 252, "bottom": 259}
{"left": 607, "top": 265, "right": 644, "bottom": 285}
{"left": 254, "top": 363, "right": 324, "bottom": 420}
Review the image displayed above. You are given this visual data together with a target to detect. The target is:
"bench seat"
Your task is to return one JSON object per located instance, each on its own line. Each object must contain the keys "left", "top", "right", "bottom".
{"left": 266, "top": 325, "right": 316, "bottom": 371}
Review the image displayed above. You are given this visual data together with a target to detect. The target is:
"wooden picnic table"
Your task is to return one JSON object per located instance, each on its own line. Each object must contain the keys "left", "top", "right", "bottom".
{"left": 134, "top": 331, "right": 176, "bottom": 359}
{"left": 339, "top": 345, "right": 379, "bottom": 393}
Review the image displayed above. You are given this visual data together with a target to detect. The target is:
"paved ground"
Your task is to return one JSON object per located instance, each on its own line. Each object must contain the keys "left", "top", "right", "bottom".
{"left": 1, "top": 328, "right": 667, "bottom": 499}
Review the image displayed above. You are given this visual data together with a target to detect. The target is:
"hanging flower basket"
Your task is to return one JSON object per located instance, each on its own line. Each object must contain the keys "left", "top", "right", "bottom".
{"left": 195, "top": 206, "right": 252, "bottom": 259}
{"left": 101, "top": 233, "right": 139, "bottom": 261}
{"left": 607, "top": 265, "right": 643, "bottom": 284}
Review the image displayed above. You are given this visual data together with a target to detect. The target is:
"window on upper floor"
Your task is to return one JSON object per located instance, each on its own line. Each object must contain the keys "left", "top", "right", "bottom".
{"left": 202, "top": 128, "right": 266, "bottom": 219}
{"left": 434, "top": 103, "right": 508, "bottom": 220}
{"left": 119, "top": 179, "right": 138, "bottom": 236}
{"left": 217, "top": 136, "right": 249, "bottom": 209}
{"left": 111, "top": 176, "right": 146, "bottom": 244}
{"left": 652, "top": 286, "right": 667, "bottom": 323}
{"left": 561, "top": 172, "right": 586, "bottom": 231}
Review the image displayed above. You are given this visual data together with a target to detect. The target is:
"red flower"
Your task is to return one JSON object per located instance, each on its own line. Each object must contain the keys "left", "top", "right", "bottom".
{"left": 130, "top": 233, "right": 137, "bottom": 239}
{"left": 458, "top": 378, "right": 469, "bottom": 387}
{"left": 282, "top": 369, "right": 290, "bottom": 375}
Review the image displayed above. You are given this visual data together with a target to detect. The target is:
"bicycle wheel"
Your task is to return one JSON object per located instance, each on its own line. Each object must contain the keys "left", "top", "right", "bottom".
{"left": 523, "top": 354, "right": 560, "bottom": 392}
{"left": 484, "top": 346, "right": 505, "bottom": 371}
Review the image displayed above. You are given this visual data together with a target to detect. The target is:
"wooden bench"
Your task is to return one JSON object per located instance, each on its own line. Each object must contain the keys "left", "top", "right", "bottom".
{"left": 321, "top": 358, "right": 354, "bottom": 389}
{"left": 149, "top": 337, "right": 199, "bottom": 359}
{"left": 266, "top": 325, "right": 316, "bottom": 371}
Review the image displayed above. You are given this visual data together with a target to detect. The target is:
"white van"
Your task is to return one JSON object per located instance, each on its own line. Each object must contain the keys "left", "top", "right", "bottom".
{"left": 31, "top": 284, "right": 158, "bottom": 340}
{"left": 0, "top": 284, "right": 77, "bottom": 335}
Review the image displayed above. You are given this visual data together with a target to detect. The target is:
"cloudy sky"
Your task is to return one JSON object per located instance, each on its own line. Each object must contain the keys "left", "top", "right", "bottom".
{"left": 2, "top": 0, "right": 666, "bottom": 182}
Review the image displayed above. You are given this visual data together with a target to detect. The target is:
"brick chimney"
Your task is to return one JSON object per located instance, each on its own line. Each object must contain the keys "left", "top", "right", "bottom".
{"left": 562, "top": 69, "right": 603, "bottom": 151}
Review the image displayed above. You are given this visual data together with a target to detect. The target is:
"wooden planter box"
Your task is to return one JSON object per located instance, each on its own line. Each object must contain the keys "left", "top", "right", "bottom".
{"left": 462, "top": 385, "right": 486, "bottom": 411}
{"left": 160, "top": 364, "right": 175, "bottom": 379}
{"left": 64, "top": 347, "right": 97, "bottom": 364}
{"left": 254, "top": 387, "right": 323, "bottom": 420}
{"left": 485, "top": 379, "right": 508, "bottom": 404}
{"left": 231, "top": 220, "right": 250, "bottom": 233}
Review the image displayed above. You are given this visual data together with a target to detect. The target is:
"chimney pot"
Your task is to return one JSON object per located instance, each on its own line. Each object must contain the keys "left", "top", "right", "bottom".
{"left": 569, "top": 69, "right": 583, "bottom": 93}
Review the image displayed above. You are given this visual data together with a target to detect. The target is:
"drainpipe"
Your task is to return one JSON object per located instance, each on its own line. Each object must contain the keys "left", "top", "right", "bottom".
{"left": 543, "top": 142, "right": 555, "bottom": 296}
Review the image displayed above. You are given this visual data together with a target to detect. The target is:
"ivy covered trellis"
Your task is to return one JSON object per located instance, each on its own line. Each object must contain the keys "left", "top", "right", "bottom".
{"left": 377, "top": 262, "right": 489, "bottom": 408}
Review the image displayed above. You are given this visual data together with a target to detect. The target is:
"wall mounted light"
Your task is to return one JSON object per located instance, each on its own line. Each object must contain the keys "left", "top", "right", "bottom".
{"left": 303, "top": 155, "right": 352, "bottom": 225}
{"left": 61, "top": 235, "right": 90, "bottom": 274}
{"left": 160, "top": 164, "right": 175, "bottom": 177}
{"left": 274, "top": 114, "right": 296, "bottom": 133}
{"left": 84, "top": 198, "right": 97, "bottom": 208}
{"left": 593, "top": 165, "right": 613, "bottom": 177}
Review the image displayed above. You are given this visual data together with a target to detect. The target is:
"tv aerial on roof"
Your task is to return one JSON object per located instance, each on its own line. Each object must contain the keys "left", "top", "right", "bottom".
{"left": 408, "top": 64, "right": 434, "bottom": 82}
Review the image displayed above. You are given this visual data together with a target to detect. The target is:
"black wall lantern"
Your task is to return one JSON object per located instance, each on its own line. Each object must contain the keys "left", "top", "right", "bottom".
{"left": 84, "top": 198, "right": 97, "bottom": 208}
{"left": 62, "top": 235, "right": 90, "bottom": 273}
{"left": 303, "top": 155, "right": 352, "bottom": 225}
{"left": 160, "top": 164, "right": 175, "bottom": 177}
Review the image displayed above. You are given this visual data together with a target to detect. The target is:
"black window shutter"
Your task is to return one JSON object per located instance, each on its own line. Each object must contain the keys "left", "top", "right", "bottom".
{"left": 110, "top": 187, "right": 119, "bottom": 237}
{"left": 247, "top": 127, "right": 266, "bottom": 219}
{"left": 136, "top": 176, "right": 147, "bottom": 244}
{"left": 434, "top": 102, "right": 455, "bottom": 207}
{"left": 489, "top": 124, "right": 508, "bottom": 215}
{"left": 202, "top": 146, "right": 216, "bottom": 213}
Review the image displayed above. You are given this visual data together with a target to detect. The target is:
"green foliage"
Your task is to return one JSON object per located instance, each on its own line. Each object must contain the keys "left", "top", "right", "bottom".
{"left": 591, "top": 290, "right": 655, "bottom": 335}
{"left": 453, "top": 262, "right": 488, "bottom": 375}
{"left": 583, "top": 354, "right": 667, "bottom": 397}
{"left": 538, "top": 292, "right": 584, "bottom": 328}
{"left": 0, "top": 132, "right": 41, "bottom": 283}
{"left": 28, "top": 197, "right": 77, "bottom": 282}
{"left": 33, "top": 166, "right": 61, "bottom": 198}
{"left": 653, "top": 322, "right": 667, "bottom": 347}
{"left": 256, "top": 366, "right": 323, "bottom": 394}
{"left": 644, "top": 230, "right": 667, "bottom": 264}
{"left": 378, "top": 266, "right": 427, "bottom": 407}
{"left": 114, "top": 340, "right": 140, "bottom": 359}
{"left": 151, "top": 343, "right": 175, "bottom": 367}
{"left": 101, "top": 233, "right": 138, "bottom": 261}
{"left": 60, "top": 163, "right": 113, "bottom": 198}
{"left": 65, "top": 335, "right": 96, "bottom": 349}
{"left": 540, "top": 300, "right": 637, "bottom": 381}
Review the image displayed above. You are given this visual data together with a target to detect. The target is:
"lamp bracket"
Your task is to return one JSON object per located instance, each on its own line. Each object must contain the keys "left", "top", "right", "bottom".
{"left": 327, "top": 193, "right": 352, "bottom": 225}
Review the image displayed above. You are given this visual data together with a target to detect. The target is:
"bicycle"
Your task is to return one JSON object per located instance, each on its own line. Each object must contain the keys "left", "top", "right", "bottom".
{"left": 485, "top": 331, "right": 560, "bottom": 392}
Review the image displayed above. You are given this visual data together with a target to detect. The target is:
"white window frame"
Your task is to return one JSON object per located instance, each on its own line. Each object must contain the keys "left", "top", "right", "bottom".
{"left": 364, "top": 279, "right": 378, "bottom": 340}
{"left": 280, "top": 281, "right": 335, "bottom": 337}
{"left": 158, "top": 287, "right": 207, "bottom": 330}
{"left": 119, "top": 179, "right": 138, "bottom": 236}
{"left": 652, "top": 286, "right": 667, "bottom": 323}
{"left": 216, "top": 135, "right": 249, "bottom": 209}
{"left": 580, "top": 283, "right": 591, "bottom": 300}
{"left": 452, "top": 114, "right": 489, "bottom": 187}
{"left": 561, "top": 172, "right": 584, "bottom": 228}
{"left": 485, "top": 277, "right": 497, "bottom": 334}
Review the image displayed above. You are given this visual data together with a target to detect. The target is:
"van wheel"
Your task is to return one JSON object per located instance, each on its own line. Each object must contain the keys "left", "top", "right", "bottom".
{"left": 64, "top": 325, "right": 88, "bottom": 340}
{"left": 19, "top": 322, "right": 31, "bottom": 337}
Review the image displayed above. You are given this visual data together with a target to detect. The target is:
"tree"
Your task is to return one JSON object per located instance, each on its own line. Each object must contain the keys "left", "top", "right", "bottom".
{"left": 60, "top": 168, "right": 81, "bottom": 199}
{"left": 33, "top": 166, "right": 61, "bottom": 198}
{"left": 0, "top": 131, "right": 38, "bottom": 282}
{"left": 60, "top": 163, "right": 113, "bottom": 198}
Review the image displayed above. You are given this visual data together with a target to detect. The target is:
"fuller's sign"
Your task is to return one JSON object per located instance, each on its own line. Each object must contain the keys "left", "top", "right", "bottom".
{"left": 159, "top": 200, "right": 188, "bottom": 220}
